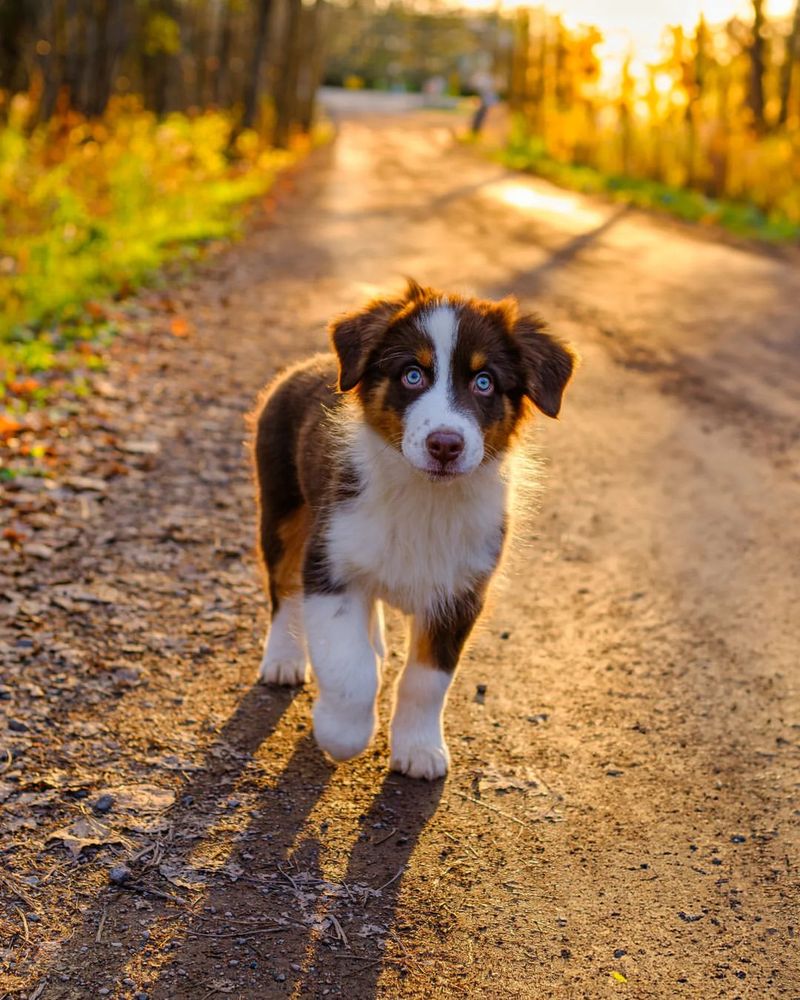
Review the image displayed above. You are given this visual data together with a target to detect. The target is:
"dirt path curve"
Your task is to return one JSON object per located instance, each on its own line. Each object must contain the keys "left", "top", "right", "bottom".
{"left": 2, "top": 104, "right": 799, "bottom": 1000}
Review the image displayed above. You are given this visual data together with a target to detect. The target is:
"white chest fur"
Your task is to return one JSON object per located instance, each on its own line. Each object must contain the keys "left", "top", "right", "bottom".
{"left": 325, "top": 426, "right": 508, "bottom": 616}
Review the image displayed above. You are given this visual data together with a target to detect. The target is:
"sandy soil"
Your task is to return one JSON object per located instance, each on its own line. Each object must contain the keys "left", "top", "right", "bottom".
{"left": 1, "top": 105, "right": 799, "bottom": 1000}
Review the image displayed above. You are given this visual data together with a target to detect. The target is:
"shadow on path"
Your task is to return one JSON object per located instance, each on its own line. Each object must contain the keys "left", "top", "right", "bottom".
{"left": 491, "top": 204, "right": 631, "bottom": 301}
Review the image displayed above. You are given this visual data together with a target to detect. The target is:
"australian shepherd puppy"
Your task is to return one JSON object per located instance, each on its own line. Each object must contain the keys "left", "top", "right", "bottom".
{"left": 251, "top": 280, "right": 575, "bottom": 779}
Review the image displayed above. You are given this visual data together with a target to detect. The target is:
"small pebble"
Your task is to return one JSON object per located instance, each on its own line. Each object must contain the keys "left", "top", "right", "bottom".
{"left": 500, "top": 630, "right": 511, "bottom": 640}
{"left": 93, "top": 794, "right": 114, "bottom": 814}
{"left": 98, "top": 990, "right": 110, "bottom": 997}
{"left": 109, "top": 864, "right": 132, "bottom": 885}
{"left": 731, "top": 834, "right": 746, "bottom": 844}
{"left": 614, "top": 949, "right": 627, "bottom": 958}
{"left": 26, "top": 913, "right": 40, "bottom": 923}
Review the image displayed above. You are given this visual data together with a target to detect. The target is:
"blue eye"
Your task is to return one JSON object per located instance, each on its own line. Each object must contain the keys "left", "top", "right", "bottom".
{"left": 473, "top": 372, "right": 494, "bottom": 395}
{"left": 402, "top": 366, "right": 425, "bottom": 389}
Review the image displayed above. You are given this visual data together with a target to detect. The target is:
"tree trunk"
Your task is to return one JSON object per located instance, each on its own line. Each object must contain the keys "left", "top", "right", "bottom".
{"left": 749, "top": 0, "right": 766, "bottom": 131}
{"left": 272, "top": 0, "right": 302, "bottom": 148}
{"left": 243, "top": 0, "right": 273, "bottom": 129}
{"left": 214, "top": 0, "right": 234, "bottom": 106}
{"left": 778, "top": 0, "right": 800, "bottom": 126}
{"left": 296, "top": 0, "right": 326, "bottom": 133}
{"left": 86, "top": 0, "right": 126, "bottom": 116}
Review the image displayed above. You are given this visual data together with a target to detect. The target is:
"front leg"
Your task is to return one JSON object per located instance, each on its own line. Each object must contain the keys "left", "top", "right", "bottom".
{"left": 390, "top": 588, "right": 485, "bottom": 780}
{"left": 304, "top": 588, "right": 380, "bottom": 763}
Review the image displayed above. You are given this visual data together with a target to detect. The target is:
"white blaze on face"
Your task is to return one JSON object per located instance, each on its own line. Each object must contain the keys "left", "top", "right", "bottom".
{"left": 401, "top": 304, "right": 485, "bottom": 476}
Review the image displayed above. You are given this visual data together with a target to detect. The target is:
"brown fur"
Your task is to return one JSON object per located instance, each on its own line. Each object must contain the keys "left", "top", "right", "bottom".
{"left": 361, "top": 378, "right": 405, "bottom": 447}
{"left": 272, "top": 505, "right": 311, "bottom": 599}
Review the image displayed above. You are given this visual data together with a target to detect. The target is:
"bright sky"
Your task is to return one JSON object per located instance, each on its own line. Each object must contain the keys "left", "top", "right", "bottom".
{"left": 461, "top": 0, "right": 796, "bottom": 64}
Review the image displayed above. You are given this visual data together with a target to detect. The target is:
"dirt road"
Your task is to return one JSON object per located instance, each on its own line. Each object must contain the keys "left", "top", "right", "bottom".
{"left": 2, "top": 106, "right": 799, "bottom": 999}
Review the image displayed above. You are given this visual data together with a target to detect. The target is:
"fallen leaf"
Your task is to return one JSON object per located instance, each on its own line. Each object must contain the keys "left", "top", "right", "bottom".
{"left": 85, "top": 301, "right": 107, "bottom": 320}
{"left": 48, "top": 816, "right": 122, "bottom": 858}
{"left": 223, "top": 861, "right": 244, "bottom": 882}
{"left": 169, "top": 317, "right": 192, "bottom": 337}
{"left": 25, "top": 543, "right": 54, "bottom": 560}
{"left": 477, "top": 767, "right": 548, "bottom": 797}
{"left": 102, "top": 783, "right": 175, "bottom": 815}
{"left": 159, "top": 861, "right": 207, "bottom": 890}
{"left": 64, "top": 476, "right": 108, "bottom": 493}
{"left": 0, "top": 415, "right": 23, "bottom": 437}
{"left": 2, "top": 527, "right": 29, "bottom": 545}
{"left": 58, "top": 584, "right": 126, "bottom": 605}
{"left": 120, "top": 440, "right": 159, "bottom": 455}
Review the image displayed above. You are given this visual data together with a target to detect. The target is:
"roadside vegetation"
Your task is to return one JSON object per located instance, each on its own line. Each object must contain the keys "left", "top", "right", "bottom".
{"left": 0, "top": 0, "right": 329, "bottom": 478}
{"left": 500, "top": 3, "right": 800, "bottom": 242}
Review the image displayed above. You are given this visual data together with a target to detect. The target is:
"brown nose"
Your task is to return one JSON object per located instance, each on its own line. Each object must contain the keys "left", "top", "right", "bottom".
{"left": 426, "top": 430, "right": 464, "bottom": 465}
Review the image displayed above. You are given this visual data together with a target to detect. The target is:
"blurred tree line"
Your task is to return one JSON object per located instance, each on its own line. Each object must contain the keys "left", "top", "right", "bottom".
{"left": 321, "top": 3, "right": 507, "bottom": 93}
{"left": 0, "top": 0, "right": 329, "bottom": 146}
{"left": 506, "top": 2, "right": 800, "bottom": 226}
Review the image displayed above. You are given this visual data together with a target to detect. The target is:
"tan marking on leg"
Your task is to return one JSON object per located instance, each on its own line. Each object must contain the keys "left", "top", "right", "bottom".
{"left": 411, "top": 626, "right": 436, "bottom": 667}
{"left": 273, "top": 504, "right": 311, "bottom": 599}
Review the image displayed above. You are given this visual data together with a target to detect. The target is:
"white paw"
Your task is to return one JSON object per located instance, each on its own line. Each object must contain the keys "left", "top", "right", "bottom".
{"left": 390, "top": 740, "right": 450, "bottom": 780}
{"left": 258, "top": 650, "right": 308, "bottom": 686}
{"left": 312, "top": 696, "right": 376, "bottom": 762}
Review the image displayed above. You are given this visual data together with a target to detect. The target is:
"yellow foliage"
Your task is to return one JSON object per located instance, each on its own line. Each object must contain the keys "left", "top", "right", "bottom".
{"left": 509, "top": 9, "right": 800, "bottom": 235}
{"left": 0, "top": 98, "right": 303, "bottom": 339}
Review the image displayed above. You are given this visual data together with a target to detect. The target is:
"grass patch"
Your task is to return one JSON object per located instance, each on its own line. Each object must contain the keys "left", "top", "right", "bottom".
{"left": 488, "top": 129, "right": 800, "bottom": 244}
{"left": 0, "top": 98, "right": 301, "bottom": 342}
{"left": 0, "top": 97, "right": 316, "bottom": 477}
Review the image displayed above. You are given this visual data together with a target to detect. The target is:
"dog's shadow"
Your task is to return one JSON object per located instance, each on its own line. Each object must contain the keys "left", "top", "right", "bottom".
{"left": 38, "top": 682, "right": 445, "bottom": 999}
{"left": 145, "top": 730, "right": 445, "bottom": 997}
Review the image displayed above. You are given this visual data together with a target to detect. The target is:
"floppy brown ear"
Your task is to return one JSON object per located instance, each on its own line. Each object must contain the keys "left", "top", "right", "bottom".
{"left": 329, "top": 297, "right": 403, "bottom": 392}
{"left": 330, "top": 279, "right": 434, "bottom": 391}
{"left": 514, "top": 314, "right": 576, "bottom": 418}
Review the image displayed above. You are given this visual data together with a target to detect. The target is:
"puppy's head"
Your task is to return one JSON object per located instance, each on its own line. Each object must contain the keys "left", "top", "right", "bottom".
{"left": 330, "top": 280, "right": 576, "bottom": 480}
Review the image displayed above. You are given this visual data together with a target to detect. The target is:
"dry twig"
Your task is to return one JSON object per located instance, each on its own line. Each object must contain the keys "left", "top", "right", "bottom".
{"left": 453, "top": 791, "right": 534, "bottom": 830}
{"left": 95, "top": 906, "right": 107, "bottom": 944}
{"left": 15, "top": 905, "right": 30, "bottom": 943}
